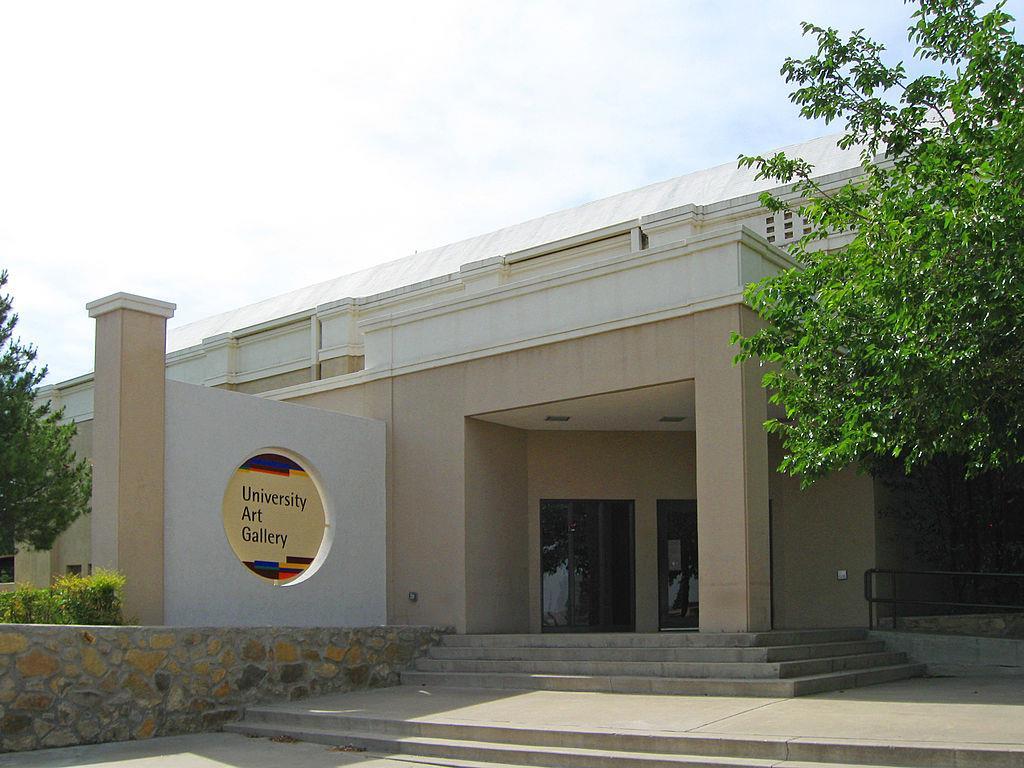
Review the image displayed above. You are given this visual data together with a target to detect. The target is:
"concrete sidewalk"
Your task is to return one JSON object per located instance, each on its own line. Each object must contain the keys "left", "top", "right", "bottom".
{"left": 0, "top": 732, "right": 415, "bottom": 767}
{"left": 5, "top": 675, "right": 1024, "bottom": 766}
{"left": 243, "top": 674, "right": 1024, "bottom": 744}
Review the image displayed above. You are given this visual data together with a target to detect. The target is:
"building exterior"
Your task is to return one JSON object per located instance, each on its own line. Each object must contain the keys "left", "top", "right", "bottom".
{"left": 11, "top": 132, "right": 898, "bottom": 634}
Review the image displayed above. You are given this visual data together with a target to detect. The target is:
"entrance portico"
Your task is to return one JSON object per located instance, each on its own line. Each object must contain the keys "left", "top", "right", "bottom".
{"left": 468, "top": 304, "right": 772, "bottom": 635}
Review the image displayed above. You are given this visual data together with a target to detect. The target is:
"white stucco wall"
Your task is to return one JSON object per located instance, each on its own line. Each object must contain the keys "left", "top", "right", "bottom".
{"left": 163, "top": 380, "right": 386, "bottom": 626}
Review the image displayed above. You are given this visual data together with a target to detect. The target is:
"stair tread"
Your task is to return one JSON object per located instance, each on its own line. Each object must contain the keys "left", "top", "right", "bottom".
{"left": 440, "top": 631, "right": 868, "bottom": 649}
{"left": 227, "top": 718, "right": 1015, "bottom": 768}
{"left": 418, "top": 651, "right": 904, "bottom": 669}
{"left": 400, "top": 663, "right": 925, "bottom": 697}
{"left": 238, "top": 713, "right": 792, "bottom": 742}
{"left": 226, "top": 723, "right": 784, "bottom": 766}
{"left": 426, "top": 650, "right": 895, "bottom": 660}
{"left": 783, "top": 662, "right": 924, "bottom": 681}
{"left": 235, "top": 712, "right": 798, "bottom": 754}
{"left": 370, "top": 757, "right": 803, "bottom": 768}
{"left": 394, "top": 760, "right": 936, "bottom": 768}
{"left": 232, "top": 713, "right": 1020, "bottom": 747}
{"left": 377, "top": 757, "right": 774, "bottom": 768}
{"left": 404, "top": 662, "right": 924, "bottom": 684}
{"left": 431, "top": 641, "right": 885, "bottom": 652}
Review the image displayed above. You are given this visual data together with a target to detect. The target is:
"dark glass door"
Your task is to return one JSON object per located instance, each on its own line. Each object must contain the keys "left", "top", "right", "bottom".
{"left": 540, "top": 500, "right": 635, "bottom": 632}
{"left": 658, "top": 500, "right": 698, "bottom": 630}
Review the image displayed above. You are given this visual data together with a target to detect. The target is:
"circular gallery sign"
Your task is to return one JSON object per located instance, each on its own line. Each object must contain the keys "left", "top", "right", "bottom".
{"left": 221, "top": 452, "right": 327, "bottom": 583}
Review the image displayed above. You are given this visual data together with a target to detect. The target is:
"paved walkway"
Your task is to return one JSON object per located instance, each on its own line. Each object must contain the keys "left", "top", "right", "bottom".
{"left": 5, "top": 675, "right": 1024, "bottom": 766}
{"left": 0, "top": 733, "right": 413, "bottom": 767}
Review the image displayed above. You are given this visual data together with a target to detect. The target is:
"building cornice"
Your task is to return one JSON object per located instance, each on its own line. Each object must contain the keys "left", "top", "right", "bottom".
{"left": 87, "top": 293, "right": 176, "bottom": 319}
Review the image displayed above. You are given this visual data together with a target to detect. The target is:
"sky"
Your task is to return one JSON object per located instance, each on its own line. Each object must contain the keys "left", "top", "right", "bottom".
{"left": 0, "top": 1, "right": 1015, "bottom": 382}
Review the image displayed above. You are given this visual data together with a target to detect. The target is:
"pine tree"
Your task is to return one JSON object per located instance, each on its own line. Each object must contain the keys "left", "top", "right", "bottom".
{"left": 0, "top": 270, "right": 91, "bottom": 555}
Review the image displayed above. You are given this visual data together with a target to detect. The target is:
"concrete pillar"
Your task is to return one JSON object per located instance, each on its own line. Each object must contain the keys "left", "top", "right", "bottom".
{"left": 694, "top": 304, "right": 771, "bottom": 632}
{"left": 87, "top": 293, "right": 175, "bottom": 625}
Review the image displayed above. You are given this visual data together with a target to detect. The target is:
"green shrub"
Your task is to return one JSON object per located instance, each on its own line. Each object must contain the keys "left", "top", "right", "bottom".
{"left": 0, "top": 583, "right": 62, "bottom": 624}
{"left": 0, "top": 569, "right": 126, "bottom": 625}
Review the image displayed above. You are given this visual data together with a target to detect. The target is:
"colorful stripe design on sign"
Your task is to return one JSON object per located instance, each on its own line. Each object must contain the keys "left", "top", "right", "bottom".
{"left": 242, "top": 556, "right": 316, "bottom": 581}
{"left": 240, "top": 453, "right": 307, "bottom": 477}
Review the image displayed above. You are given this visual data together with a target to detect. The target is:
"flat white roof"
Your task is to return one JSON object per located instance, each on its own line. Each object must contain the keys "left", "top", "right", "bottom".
{"left": 168, "top": 131, "right": 860, "bottom": 351}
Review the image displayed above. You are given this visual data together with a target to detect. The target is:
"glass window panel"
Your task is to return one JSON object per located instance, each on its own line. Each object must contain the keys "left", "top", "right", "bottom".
{"left": 540, "top": 501, "right": 570, "bottom": 627}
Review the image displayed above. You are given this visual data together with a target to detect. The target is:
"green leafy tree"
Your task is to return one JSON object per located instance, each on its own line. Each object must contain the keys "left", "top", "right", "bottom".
{"left": 0, "top": 270, "right": 91, "bottom": 555}
{"left": 735, "top": 0, "right": 1024, "bottom": 484}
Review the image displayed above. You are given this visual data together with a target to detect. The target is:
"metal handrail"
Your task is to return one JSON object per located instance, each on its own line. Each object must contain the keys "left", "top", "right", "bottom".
{"left": 864, "top": 568, "right": 1024, "bottom": 630}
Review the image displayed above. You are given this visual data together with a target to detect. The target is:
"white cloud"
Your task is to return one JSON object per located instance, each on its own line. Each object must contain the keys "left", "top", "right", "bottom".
{"left": 0, "top": 0, "right": 1014, "bottom": 381}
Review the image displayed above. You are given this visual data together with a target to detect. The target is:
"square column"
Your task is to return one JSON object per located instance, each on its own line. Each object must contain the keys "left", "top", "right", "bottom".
{"left": 694, "top": 305, "right": 771, "bottom": 632}
{"left": 87, "top": 293, "right": 175, "bottom": 625}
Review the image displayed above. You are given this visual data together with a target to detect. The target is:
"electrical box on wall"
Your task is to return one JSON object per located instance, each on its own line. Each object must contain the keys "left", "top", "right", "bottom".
{"left": 837, "top": 569, "right": 848, "bottom": 581}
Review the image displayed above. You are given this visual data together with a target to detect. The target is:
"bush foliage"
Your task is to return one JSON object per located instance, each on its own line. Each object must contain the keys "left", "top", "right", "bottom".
{"left": 0, "top": 569, "right": 126, "bottom": 625}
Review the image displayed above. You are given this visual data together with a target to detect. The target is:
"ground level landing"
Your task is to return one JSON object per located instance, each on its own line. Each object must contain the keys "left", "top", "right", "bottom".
{"left": 14, "top": 677, "right": 1023, "bottom": 767}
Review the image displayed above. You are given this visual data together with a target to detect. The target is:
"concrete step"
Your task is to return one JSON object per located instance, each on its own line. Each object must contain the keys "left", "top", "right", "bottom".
{"left": 227, "top": 699, "right": 1019, "bottom": 767}
{"left": 428, "top": 640, "right": 888, "bottom": 663}
{"left": 414, "top": 652, "right": 908, "bottom": 680}
{"left": 385, "top": 757, "right": 927, "bottom": 768}
{"left": 440, "top": 629, "right": 868, "bottom": 649}
{"left": 236, "top": 709, "right": 791, "bottom": 753}
{"left": 788, "top": 663, "right": 927, "bottom": 696}
{"left": 385, "top": 760, "right": 965, "bottom": 768}
{"left": 777, "top": 652, "right": 909, "bottom": 680}
{"left": 400, "top": 662, "right": 926, "bottom": 697}
{"left": 362, "top": 757, "right": 918, "bottom": 768}
{"left": 225, "top": 722, "right": 779, "bottom": 767}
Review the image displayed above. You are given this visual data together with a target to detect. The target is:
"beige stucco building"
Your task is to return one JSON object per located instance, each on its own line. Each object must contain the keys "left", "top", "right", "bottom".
{"left": 11, "top": 132, "right": 893, "bottom": 634}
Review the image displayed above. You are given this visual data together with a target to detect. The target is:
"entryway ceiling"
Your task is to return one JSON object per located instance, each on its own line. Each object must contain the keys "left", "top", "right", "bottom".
{"left": 473, "top": 381, "right": 696, "bottom": 431}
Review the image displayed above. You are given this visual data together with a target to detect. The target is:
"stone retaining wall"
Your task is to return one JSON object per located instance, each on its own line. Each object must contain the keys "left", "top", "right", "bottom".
{"left": 0, "top": 624, "right": 449, "bottom": 753}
